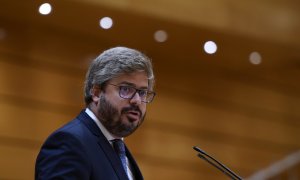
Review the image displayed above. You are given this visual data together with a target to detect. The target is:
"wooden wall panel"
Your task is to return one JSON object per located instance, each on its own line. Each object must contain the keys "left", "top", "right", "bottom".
{"left": 0, "top": 60, "right": 84, "bottom": 108}
{"left": 149, "top": 95, "right": 300, "bottom": 148}
{"left": 157, "top": 68, "right": 300, "bottom": 119}
{"left": 0, "top": 145, "right": 38, "bottom": 179}
{"left": 127, "top": 120, "right": 289, "bottom": 176}
{"left": 138, "top": 162, "right": 222, "bottom": 179}
{"left": 0, "top": 103, "right": 72, "bottom": 141}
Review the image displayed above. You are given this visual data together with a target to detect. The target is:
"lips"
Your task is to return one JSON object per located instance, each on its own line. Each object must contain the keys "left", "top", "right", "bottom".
{"left": 126, "top": 111, "right": 140, "bottom": 122}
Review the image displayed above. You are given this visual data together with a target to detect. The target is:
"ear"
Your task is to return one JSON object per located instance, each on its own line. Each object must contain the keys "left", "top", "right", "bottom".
{"left": 91, "top": 85, "right": 101, "bottom": 103}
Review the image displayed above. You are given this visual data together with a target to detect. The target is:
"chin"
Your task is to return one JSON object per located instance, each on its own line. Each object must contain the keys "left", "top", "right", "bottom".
{"left": 123, "top": 118, "right": 138, "bottom": 127}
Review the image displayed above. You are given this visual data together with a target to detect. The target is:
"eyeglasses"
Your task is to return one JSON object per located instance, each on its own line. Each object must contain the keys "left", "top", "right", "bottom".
{"left": 108, "top": 84, "right": 156, "bottom": 103}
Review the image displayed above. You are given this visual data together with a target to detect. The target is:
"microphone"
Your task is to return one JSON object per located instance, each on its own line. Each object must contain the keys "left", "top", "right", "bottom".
{"left": 193, "top": 146, "right": 242, "bottom": 180}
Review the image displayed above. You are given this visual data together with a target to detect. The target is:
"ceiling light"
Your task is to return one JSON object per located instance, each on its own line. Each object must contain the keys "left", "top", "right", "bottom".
{"left": 154, "top": 30, "right": 168, "bottom": 42}
{"left": 249, "top": 52, "right": 262, "bottom": 65}
{"left": 99, "top": 17, "right": 113, "bottom": 29}
{"left": 204, "top": 41, "right": 217, "bottom": 54}
{"left": 39, "top": 3, "right": 52, "bottom": 15}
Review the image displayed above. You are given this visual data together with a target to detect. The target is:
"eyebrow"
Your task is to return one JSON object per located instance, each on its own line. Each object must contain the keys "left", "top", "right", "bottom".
{"left": 118, "top": 81, "right": 148, "bottom": 90}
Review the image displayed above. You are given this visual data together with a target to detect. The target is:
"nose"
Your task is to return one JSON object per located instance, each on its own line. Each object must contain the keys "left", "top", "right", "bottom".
{"left": 129, "top": 92, "right": 142, "bottom": 105}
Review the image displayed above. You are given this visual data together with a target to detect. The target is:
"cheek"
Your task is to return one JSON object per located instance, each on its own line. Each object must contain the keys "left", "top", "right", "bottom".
{"left": 141, "top": 105, "right": 147, "bottom": 114}
{"left": 111, "top": 98, "right": 126, "bottom": 112}
{"left": 106, "top": 91, "right": 120, "bottom": 104}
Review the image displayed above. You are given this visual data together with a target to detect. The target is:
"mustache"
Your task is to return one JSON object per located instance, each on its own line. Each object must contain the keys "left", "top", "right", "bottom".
{"left": 121, "top": 105, "right": 142, "bottom": 117}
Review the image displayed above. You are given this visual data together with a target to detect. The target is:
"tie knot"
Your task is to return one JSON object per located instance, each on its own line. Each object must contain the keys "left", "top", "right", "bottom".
{"left": 112, "top": 139, "right": 126, "bottom": 154}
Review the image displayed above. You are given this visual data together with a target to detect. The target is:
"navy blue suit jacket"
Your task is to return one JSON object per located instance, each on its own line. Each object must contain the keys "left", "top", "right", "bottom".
{"left": 35, "top": 110, "right": 143, "bottom": 180}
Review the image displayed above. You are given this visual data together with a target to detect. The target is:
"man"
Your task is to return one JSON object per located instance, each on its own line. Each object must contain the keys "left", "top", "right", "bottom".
{"left": 35, "top": 47, "right": 155, "bottom": 180}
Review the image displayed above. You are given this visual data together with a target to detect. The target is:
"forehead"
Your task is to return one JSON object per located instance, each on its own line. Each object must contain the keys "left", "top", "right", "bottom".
{"left": 110, "top": 71, "right": 149, "bottom": 88}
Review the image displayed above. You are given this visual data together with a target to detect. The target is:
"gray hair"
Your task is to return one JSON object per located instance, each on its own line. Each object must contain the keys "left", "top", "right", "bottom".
{"left": 84, "top": 46, "right": 155, "bottom": 105}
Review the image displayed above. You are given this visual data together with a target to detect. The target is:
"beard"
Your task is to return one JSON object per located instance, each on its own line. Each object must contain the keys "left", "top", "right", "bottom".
{"left": 97, "top": 94, "right": 146, "bottom": 137}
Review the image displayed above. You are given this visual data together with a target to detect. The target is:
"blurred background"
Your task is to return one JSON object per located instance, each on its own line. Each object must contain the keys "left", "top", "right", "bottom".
{"left": 0, "top": 0, "right": 300, "bottom": 179}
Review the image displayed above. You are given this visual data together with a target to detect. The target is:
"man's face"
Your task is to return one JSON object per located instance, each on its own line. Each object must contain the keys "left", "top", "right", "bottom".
{"left": 93, "top": 71, "right": 148, "bottom": 138}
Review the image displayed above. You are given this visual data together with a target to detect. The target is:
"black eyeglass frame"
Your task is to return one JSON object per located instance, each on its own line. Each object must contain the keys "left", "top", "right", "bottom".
{"left": 108, "top": 83, "right": 156, "bottom": 103}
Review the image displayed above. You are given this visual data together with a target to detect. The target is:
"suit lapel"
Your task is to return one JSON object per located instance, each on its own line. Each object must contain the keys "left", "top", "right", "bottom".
{"left": 78, "top": 110, "right": 129, "bottom": 180}
{"left": 125, "top": 146, "right": 143, "bottom": 180}
{"left": 97, "top": 137, "right": 129, "bottom": 180}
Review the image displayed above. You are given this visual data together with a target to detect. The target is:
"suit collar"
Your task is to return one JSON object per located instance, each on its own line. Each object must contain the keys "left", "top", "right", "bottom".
{"left": 77, "top": 110, "right": 102, "bottom": 137}
{"left": 77, "top": 110, "right": 130, "bottom": 180}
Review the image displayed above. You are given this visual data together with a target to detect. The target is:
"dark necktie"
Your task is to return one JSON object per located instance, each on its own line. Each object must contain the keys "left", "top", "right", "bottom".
{"left": 112, "top": 139, "right": 127, "bottom": 175}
